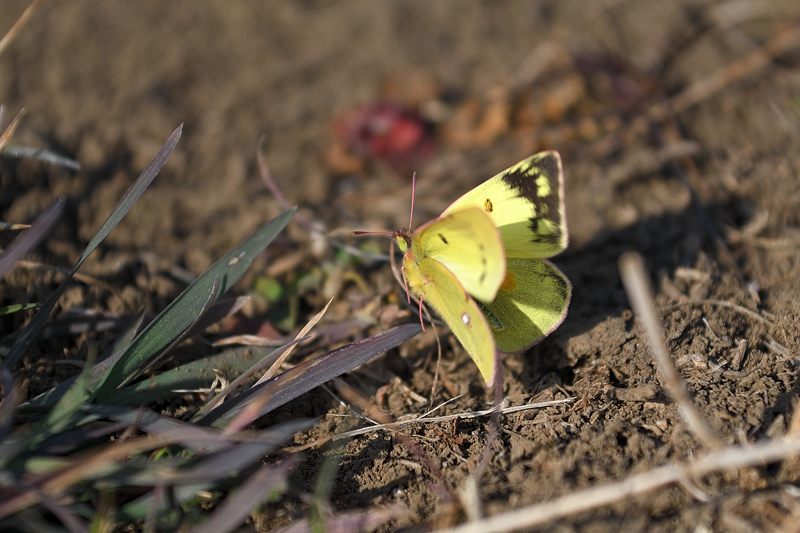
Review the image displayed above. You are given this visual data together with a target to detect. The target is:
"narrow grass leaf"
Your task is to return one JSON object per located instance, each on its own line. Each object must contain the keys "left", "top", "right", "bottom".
{"left": 93, "top": 276, "right": 220, "bottom": 399}
{"left": 3, "top": 283, "right": 68, "bottom": 369}
{"left": 4, "top": 126, "right": 180, "bottom": 369}
{"left": 0, "top": 196, "right": 65, "bottom": 279}
{"left": 113, "top": 346, "right": 280, "bottom": 407}
{"left": 195, "top": 341, "right": 295, "bottom": 419}
{"left": 191, "top": 459, "right": 297, "bottom": 533}
{"left": 85, "top": 405, "right": 310, "bottom": 454}
{"left": 94, "top": 207, "right": 295, "bottom": 401}
{"left": 40, "top": 355, "right": 92, "bottom": 437}
{"left": 21, "top": 314, "right": 145, "bottom": 410}
{"left": 1, "top": 144, "right": 80, "bottom": 170}
{"left": 0, "top": 367, "right": 17, "bottom": 439}
{"left": 74, "top": 124, "right": 182, "bottom": 272}
{"left": 0, "top": 303, "right": 38, "bottom": 315}
{"left": 201, "top": 323, "right": 420, "bottom": 428}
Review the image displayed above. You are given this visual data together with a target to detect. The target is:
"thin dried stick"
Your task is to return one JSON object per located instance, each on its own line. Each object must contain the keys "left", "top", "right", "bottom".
{"left": 669, "top": 24, "right": 800, "bottom": 117}
{"left": 331, "top": 397, "right": 575, "bottom": 441}
{"left": 441, "top": 436, "right": 800, "bottom": 533}
{"left": 663, "top": 298, "right": 775, "bottom": 327}
{"left": 0, "top": 0, "right": 45, "bottom": 57}
{"left": 0, "top": 107, "right": 26, "bottom": 153}
{"left": 220, "top": 299, "right": 333, "bottom": 435}
{"left": 256, "top": 297, "right": 332, "bottom": 384}
{"left": 620, "top": 252, "right": 725, "bottom": 450}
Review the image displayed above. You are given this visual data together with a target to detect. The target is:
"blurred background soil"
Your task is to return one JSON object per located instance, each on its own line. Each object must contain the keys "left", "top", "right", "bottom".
{"left": 2, "top": 1, "right": 800, "bottom": 530}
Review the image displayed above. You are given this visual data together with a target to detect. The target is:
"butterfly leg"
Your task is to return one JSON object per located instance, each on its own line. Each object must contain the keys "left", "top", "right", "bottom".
{"left": 418, "top": 295, "right": 426, "bottom": 332}
{"left": 402, "top": 267, "right": 411, "bottom": 305}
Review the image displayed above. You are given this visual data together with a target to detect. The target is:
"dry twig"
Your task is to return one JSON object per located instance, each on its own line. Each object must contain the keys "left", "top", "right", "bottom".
{"left": 331, "top": 397, "right": 575, "bottom": 441}
{"left": 620, "top": 252, "right": 725, "bottom": 450}
{"left": 0, "top": 0, "right": 45, "bottom": 57}
{"left": 441, "top": 436, "right": 800, "bottom": 533}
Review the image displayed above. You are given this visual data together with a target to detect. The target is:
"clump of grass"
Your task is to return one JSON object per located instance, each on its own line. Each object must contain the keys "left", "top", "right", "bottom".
{"left": 0, "top": 125, "right": 419, "bottom": 531}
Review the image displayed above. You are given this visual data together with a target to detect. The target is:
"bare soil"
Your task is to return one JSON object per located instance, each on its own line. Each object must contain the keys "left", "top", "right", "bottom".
{"left": 2, "top": 1, "right": 800, "bottom": 530}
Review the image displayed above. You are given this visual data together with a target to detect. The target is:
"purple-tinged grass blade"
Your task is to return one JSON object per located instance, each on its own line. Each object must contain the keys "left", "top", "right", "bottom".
{"left": 73, "top": 124, "right": 182, "bottom": 273}
{"left": 201, "top": 323, "right": 420, "bottom": 428}
{"left": 85, "top": 404, "right": 311, "bottom": 454}
{"left": 34, "top": 420, "right": 129, "bottom": 456}
{"left": 0, "top": 196, "right": 65, "bottom": 279}
{"left": 4, "top": 125, "right": 181, "bottom": 369}
{"left": 38, "top": 492, "right": 88, "bottom": 533}
{"left": 192, "top": 458, "right": 297, "bottom": 533}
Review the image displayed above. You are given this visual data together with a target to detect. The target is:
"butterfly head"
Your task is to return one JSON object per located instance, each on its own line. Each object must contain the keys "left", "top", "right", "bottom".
{"left": 394, "top": 230, "right": 411, "bottom": 253}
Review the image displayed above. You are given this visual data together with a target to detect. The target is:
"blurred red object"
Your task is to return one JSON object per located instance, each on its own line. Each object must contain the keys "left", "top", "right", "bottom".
{"left": 327, "top": 102, "right": 433, "bottom": 175}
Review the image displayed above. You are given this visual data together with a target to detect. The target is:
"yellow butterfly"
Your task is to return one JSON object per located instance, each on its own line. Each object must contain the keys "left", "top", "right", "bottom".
{"left": 377, "top": 151, "right": 571, "bottom": 384}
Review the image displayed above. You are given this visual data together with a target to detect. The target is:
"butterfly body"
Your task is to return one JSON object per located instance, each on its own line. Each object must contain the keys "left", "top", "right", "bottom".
{"left": 397, "top": 206, "right": 504, "bottom": 382}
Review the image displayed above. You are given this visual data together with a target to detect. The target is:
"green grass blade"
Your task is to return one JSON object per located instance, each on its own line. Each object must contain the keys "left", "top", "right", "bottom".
{"left": 94, "top": 207, "right": 296, "bottom": 400}
{"left": 73, "top": 124, "right": 182, "bottom": 273}
{"left": 20, "top": 314, "right": 144, "bottom": 410}
{"left": 35, "top": 353, "right": 94, "bottom": 443}
{"left": 109, "top": 346, "right": 280, "bottom": 407}
{"left": 4, "top": 126, "right": 181, "bottom": 369}
{"left": 0, "top": 303, "right": 38, "bottom": 315}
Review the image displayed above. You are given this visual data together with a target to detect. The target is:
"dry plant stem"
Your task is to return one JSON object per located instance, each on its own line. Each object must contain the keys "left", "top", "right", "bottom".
{"left": 0, "top": 107, "right": 26, "bottom": 152}
{"left": 663, "top": 299, "right": 774, "bottom": 327}
{"left": 256, "top": 297, "right": 332, "bottom": 384}
{"left": 620, "top": 252, "right": 725, "bottom": 451}
{"left": 442, "top": 436, "right": 800, "bottom": 533}
{"left": 669, "top": 23, "right": 800, "bottom": 116}
{"left": 331, "top": 398, "right": 575, "bottom": 441}
{"left": 0, "top": 0, "right": 44, "bottom": 57}
{"left": 630, "top": 23, "right": 800, "bottom": 141}
{"left": 221, "top": 299, "right": 333, "bottom": 435}
{"left": 472, "top": 354, "right": 505, "bottom": 479}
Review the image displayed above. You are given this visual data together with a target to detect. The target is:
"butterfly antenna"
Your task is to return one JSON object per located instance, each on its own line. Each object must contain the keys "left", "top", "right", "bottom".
{"left": 408, "top": 171, "right": 417, "bottom": 231}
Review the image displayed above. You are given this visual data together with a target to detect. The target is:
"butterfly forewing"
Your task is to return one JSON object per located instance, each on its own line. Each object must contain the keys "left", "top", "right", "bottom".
{"left": 412, "top": 206, "right": 505, "bottom": 303}
{"left": 403, "top": 254, "right": 497, "bottom": 383}
{"left": 443, "top": 151, "right": 567, "bottom": 259}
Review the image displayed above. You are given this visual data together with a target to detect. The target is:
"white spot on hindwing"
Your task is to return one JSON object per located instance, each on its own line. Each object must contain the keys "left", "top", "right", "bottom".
{"left": 461, "top": 313, "right": 470, "bottom": 325}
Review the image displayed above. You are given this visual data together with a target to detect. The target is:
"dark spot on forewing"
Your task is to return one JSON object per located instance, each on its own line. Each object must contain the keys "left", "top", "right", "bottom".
{"left": 438, "top": 233, "right": 449, "bottom": 244}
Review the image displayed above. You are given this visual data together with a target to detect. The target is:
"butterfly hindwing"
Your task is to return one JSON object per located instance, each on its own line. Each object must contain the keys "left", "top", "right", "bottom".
{"left": 412, "top": 206, "right": 505, "bottom": 303}
{"left": 402, "top": 255, "right": 497, "bottom": 383}
{"left": 443, "top": 151, "right": 567, "bottom": 259}
{"left": 479, "top": 258, "right": 571, "bottom": 353}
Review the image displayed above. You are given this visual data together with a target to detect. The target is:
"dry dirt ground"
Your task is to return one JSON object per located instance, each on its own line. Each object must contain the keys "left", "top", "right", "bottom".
{"left": 2, "top": 1, "right": 800, "bottom": 531}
